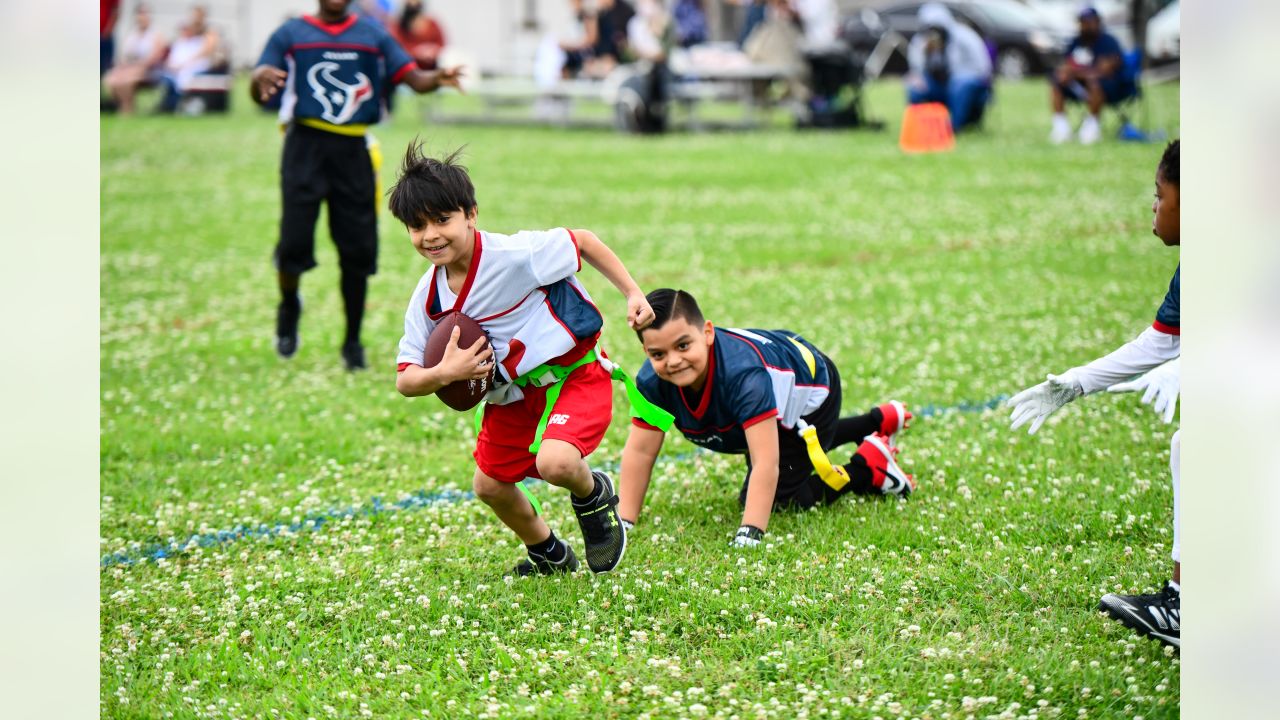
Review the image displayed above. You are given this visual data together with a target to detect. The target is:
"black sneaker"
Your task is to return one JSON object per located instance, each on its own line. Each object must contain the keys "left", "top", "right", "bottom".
{"left": 340, "top": 342, "right": 366, "bottom": 371}
{"left": 1098, "top": 582, "right": 1180, "bottom": 649}
{"left": 572, "top": 471, "right": 626, "bottom": 573}
{"left": 509, "top": 544, "right": 579, "bottom": 577}
{"left": 276, "top": 300, "right": 301, "bottom": 359}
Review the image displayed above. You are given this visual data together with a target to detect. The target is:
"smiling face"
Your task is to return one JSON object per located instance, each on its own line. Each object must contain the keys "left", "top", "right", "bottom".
{"left": 1152, "top": 169, "right": 1180, "bottom": 246}
{"left": 640, "top": 316, "right": 715, "bottom": 391}
{"left": 407, "top": 208, "right": 477, "bottom": 273}
{"left": 318, "top": 0, "right": 354, "bottom": 20}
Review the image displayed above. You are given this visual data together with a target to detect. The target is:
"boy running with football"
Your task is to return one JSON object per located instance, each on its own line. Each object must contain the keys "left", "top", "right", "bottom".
{"left": 1006, "top": 140, "right": 1181, "bottom": 648}
{"left": 618, "top": 288, "right": 917, "bottom": 547}
{"left": 390, "top": 143, "right": 653, "bottom": 576}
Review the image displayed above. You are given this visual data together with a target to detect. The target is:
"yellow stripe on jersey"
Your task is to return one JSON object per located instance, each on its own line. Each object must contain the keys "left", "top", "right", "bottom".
{"left": 787, "top": 337, "right": 817, "bottom": 377}
{"left": 296, "top": 118, "right": 371, "bottom": 137}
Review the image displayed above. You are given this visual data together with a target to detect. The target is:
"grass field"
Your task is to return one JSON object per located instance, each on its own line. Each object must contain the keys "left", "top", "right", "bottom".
{"left": 101, "top": 78, "right": 1181, "bottom": 719}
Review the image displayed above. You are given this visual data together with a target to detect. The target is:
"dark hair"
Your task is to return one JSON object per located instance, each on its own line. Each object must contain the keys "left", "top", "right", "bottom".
{"left": 387, "top": 140, "right": 477, "bottom": 227}
{"left": 640, "top": 288, "right": 705, "bottom": 339}
{"left": 1158, "top": 139, "right": 1179, "bottom": 187}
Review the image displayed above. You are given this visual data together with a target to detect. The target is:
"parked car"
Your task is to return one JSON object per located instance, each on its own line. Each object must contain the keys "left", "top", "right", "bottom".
{"left": 1145, "top": 0, "right": 1179, "bottom": 63}
{"left": 843, "top": 0, "right": 1071, "bottom": 79}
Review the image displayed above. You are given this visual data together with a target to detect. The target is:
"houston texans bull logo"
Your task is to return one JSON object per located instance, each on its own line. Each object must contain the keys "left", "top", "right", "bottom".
{"left": 306, "top": 61, "right": 373, "bottom": 124}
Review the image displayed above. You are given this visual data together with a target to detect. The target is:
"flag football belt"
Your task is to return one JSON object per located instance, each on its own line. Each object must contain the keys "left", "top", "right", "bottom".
{"left": 797, "top": 422, "right": 850, "bottom": 492}
{"left": 472, "top": 349, "right": 676, "bottom": 455}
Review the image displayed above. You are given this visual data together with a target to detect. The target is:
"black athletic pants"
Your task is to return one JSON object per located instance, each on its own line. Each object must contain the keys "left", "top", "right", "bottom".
{"left": 274, "top": 123, "right": 378, "bottom": 277}
{"left": 740, "top": 353, "right": 880, "bottom": 510}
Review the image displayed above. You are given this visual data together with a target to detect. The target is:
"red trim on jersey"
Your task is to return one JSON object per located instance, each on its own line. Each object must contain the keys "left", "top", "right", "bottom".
{"left": 390, "top": 61, "right": 416, "bottom": 85}
{"left": 425, "top": 269, "right": 445, "bottom": 320}
{"left": 475, "top": 291, "right": 534, "bottom": 323}
{"left": 1153, "top": 319, "right": 1180, "bottom": 335}
{"left": 451, "top": 231, "right": 483, "bottom": 312}
{"left": 631, "top": 417, "right": 663, "bottom": 432}
{"left": 548, "top": 334, "right": 600, "bottom": 367}
{"left": 542, "top": 296, "right": 576, "bottom": 339}
{"left": 397, "top": 362, "right": 413, "bottom": 372}
{"left": 303, "top": 14, "right": 360, "bottom": 36}
{"left": 566, "top": 229, "right": 582, "bottom": 271}
{"left": 502, "top": 339, "right": 526, "bottom": 380}
{"left": 679, "top": 344, "right": 716, "bottom": 420}
{"left": 287, "top": 42, "right": 381, "bottom": 55}
{"left": 741, "top": 409, "right": 779, "bottom": 430}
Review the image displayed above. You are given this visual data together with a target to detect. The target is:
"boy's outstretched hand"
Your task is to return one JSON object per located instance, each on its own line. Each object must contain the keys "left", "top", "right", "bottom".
{"left": 1007, "top": 373, "right": 1083, "bottom": 434}
{"left": 626, "top": 292, "right": 655, "bottom": 330}
{"left": 731, "top": 525, "right": 764, "bottom": 548}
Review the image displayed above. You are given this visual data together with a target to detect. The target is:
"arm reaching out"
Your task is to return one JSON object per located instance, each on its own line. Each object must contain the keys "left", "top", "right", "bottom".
{"left": 574, "top": 229, "right": 654, "bottom": 330}
{"left": 1107, "top": 358, "right": 1179, "bottom": 424}
{"left": 618, "top": 423, "right": 665, "bottom": 528}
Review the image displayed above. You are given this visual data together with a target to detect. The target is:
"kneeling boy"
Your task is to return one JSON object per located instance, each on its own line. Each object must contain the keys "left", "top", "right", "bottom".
{"left": 619, "top": 289, "right": 917, "bottom": 547}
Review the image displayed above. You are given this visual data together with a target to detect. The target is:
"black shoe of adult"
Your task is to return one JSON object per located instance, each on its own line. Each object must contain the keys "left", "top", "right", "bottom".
{"left": 276, "top": 300, "right": 301, "bottom": 359}
{"left": 509, "top": 545, "right": 580, "bottom": 577}
{"left": 572, "top": 471, "right": 626, "bottom": 573}
{"left": 1098, "top": 582, "right": 1180, "bottom": 649}
{"left": 341, "top": 342, "right": 366, "bottom": 371}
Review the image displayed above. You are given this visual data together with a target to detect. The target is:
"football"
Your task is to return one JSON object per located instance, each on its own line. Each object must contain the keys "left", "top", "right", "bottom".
{"left": 423, "top": 311, "right": 494, "bottom": 411}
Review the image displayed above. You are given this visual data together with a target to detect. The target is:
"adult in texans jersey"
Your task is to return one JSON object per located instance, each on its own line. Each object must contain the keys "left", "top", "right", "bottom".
{"left": 1007, "top": 140, "right": 1181, "bottom": 649}
{"left": 619, "top": 289, "right": 916, "bottom": 548}
{"left": 250, "top": 0, "right": 462, "bottom": 370}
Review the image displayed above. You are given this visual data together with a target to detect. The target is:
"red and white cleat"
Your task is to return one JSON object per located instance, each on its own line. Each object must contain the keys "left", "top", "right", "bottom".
{"left": 876, "top": 400, "right": 913, "bottom": 448}
{"left": 855, "top": 433, "right": 916, "bottom": 498}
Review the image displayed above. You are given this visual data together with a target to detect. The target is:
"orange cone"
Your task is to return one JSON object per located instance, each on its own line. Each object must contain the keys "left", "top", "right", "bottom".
{"left": 899, "top": 102, "right": 955, "bottom": 153}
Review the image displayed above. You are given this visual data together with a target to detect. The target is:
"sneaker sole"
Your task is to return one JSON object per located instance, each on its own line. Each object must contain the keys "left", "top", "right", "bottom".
{"left": 1098, "top": 595, "right": 1180, "bottom": 649}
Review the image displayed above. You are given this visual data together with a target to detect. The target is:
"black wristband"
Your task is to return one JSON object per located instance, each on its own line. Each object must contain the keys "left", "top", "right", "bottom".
{"left": 736, "top": 524, "right": 765, "bottom": 540}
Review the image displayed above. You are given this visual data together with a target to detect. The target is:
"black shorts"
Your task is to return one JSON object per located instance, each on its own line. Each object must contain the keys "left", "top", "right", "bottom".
{"left": 274, "top": 123, "right": 378, "bottom": 277}
{"left": 739, "top": 352, "right": 848, "bottom": 511}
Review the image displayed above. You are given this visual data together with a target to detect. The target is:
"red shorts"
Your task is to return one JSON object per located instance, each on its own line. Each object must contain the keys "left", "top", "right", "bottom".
{"left": 473, "top": 359, "right": 614, "bottom": 483}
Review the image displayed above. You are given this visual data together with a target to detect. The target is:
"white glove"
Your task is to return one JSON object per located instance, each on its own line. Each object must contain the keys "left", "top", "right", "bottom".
{"left": 1007, "top": 373, "right": 1084, "bottom": 434}
{"left": 730, "top": 525, "right": 764, "bottom": 548}
{"left": 1106, "top": 358, "right": 1179, "bottom": 424}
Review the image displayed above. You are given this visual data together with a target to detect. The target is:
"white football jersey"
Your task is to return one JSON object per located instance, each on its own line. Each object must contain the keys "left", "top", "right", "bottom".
{"left": 397, "top": 228, "right": 603, "bottom": 405}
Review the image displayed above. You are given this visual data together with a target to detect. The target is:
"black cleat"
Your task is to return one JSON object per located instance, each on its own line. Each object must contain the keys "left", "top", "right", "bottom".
{"left": 340, "top": 342, "right": 366, "bottom": 371}
{"left": 509, "top": 544, "right": 579, "bottom": 577}
{"left": 572, "top": 471, "right": 626, "bottom": 573}
{"left": 1098, "top": 582, "right": 1180, "bottom": 649}
{"left": 275, "top": 300, "right": 301, "bottom": 359}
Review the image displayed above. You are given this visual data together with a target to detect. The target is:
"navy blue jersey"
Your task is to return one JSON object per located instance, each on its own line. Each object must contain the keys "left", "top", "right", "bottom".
{"left": 1066, "top": 31, "right": 1129, "bottom": 79}
{"left": 634, "top": 328, "right": 833, "bottom": 454}
{"left": 1154, "top": 264, "right": 1179, "bottom": 335}
{"left": 257, "top": 14, "right": 415, "bottom": 128}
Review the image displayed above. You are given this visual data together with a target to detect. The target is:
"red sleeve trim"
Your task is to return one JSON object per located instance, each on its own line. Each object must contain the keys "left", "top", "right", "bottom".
{"left": 1152, "top": 319, "right": 1180, "bottom": 335}
{"left": 397, "top": 362, "right": 414, "bottom": 372}
{"left": 566, "top": 229, "right": 582, "bottom": 271}
{"left": 391, "top": 61, "right": 417, "bottom": 86}
{"left": 741, "top": 409, "right": 779, "bottom": 430}
{"left": 631, "top": 417, "right": 663, "bottom": 432}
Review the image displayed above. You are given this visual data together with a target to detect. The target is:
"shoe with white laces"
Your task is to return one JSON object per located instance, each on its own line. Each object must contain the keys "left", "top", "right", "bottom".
{"left": 1078, "top": 115, "right": 1102, "bottom": 145}
{"left": 1098, "top": 582, "right": 1180, "bottom": 649}
{"left": 1049, "top": 115, "right": 1072, "bottom": 144}
{"left": 875, "top": 400, "right": 913, "bottom": 448}
{"left": 855, "top": 433, "right": 916, "bottom": 498}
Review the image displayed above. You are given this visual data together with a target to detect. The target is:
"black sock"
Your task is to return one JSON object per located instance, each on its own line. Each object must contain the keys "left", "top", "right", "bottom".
{"left": 526, "top": 531, "right": 567, "bottom": 562}
{"left": 571, "top": 473, "right": 604, "bottom": 506}
{"left": 833, "top": 408, "right": 883, "bottom": 447}
{"left": 339, "top": 272, "right": 367, "bottom": 347}
{"left": 840, "top": 454, "right": 878, "bottom": 495}
{"left": 279, "top": 273, "right": 301, "bottom": 310}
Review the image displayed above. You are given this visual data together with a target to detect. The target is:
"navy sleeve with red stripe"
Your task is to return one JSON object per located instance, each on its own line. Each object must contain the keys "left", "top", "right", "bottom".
{"left": 731, "top": 367, "right": 779, "bottom": 429}
{"left": 1153, "top": 264, "right": 1180, "bottom": 335}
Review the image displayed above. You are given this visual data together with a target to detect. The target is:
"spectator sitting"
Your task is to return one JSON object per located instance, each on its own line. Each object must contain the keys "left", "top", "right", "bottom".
{"left": 906, "top": 2, "right": 993, "bottom": 132}
{"left": 103, "top": 3, "right": 168, "bottom": 115}
{"left": 672, "top": 0, "right": 708, "bottom": 48}
{"left": 390, "top": 0, "right": 446, "bottom": 70}
{"left": 1049, "top": 6, "right": 1135, "bottom": 145}
{"left": 561, "top": 0, "right": 636, "bottom": 79}
{"left": 156, "top": 6, "right": 222, "bottom": 114}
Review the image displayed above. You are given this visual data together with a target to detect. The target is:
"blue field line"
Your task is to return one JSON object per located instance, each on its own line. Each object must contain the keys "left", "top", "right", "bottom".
{"left": 101, "top": 394, "right": 1007, "bottom": 568}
